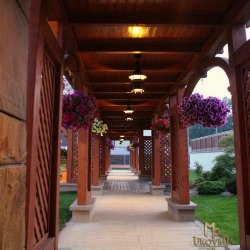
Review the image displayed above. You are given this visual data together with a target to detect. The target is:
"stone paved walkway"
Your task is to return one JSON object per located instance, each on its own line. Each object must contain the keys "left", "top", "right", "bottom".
{"left": 58, "top": 170, "right": 205, "bottom": 250}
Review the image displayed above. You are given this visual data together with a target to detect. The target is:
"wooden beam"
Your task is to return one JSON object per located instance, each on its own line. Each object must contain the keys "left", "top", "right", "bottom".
{"left": 177, "top": 1, "right": 250, "bottom": 90}
{"left": 94, "top": 93, "right": 165, "bottom": 100}
{"left": 88, "top": 74, "right": 178, "bottom": 83}
{"left": 69, "top": 11, "right": 221, "bottom": 26}
{"left": 78, "top": 39, "right": 202, "bottom": 53}
{"left": 99, "top": 106, "right": 154, "bottom": 112}
{"left": 84, "top": 64, "right": 188, "bottom": 72}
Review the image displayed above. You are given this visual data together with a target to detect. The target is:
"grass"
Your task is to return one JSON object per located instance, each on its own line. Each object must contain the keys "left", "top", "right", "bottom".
{"left": 59, "top": 192, "right": 77, "bottom": 230}
{"left": 191, "top": 195, "right": 239, "bottom": 244}
{"left": 189, "top": 169, "right": 198, "bottom": 186}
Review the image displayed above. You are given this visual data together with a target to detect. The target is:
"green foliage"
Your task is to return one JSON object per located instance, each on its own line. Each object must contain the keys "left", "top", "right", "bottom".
{"left": 209, "top": 134, "right": 235, "bottom": 182}
{"left": 188, "top": 124, "right": 216, "bottom": 140}
{"left": 59, "top": 192, "right": 77, "bottom": 230}
{"left": 226, "top": 179, "right": 237, "bottom": 194}
{"left": 191, "top": 195, "right": 239, "bottom": 244}
{"left": 195, "top": 171, "right": 211, "bottom": 184}
{"left": 210, "top": 154, "right": 235, "bottom": 181}
{"left": 189, "top": 170, "right": 198, "bottom": 188}
{"left": 219, "top": 134, "right": 234, "bottom": 154}
{"left": 194, "top": 162, "right": 203, "bottom": 176}
{"left": 197, "top": 181, "right": 225, "bottom": 195}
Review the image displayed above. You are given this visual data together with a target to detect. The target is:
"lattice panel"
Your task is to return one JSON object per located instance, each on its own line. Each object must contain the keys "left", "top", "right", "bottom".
{"left": 243, "top": 67, "right": 250, "bottom": 157}
{"left": 141, "top": 138, "right": 152, "bottom": 176}
{"left": 160, "top": 133, "right": 171, "bottom": 183}
{"left": 34, "top": 51, "right": 55, "bottom": 245}
{"left": 171, "top": 114, "right": 180, "bottom": 192}
{"left": 72, "top": 129, "right": 79, "bottom": 179}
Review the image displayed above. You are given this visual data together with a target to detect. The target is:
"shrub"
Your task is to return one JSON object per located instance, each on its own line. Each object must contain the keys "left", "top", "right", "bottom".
{"left": 226, "top": 179, "right": 237, "bottom": 194}
{"left": 195, "top": 171, "right": 211, "bottom": 184}
{"left": 194, "top": 162, "right": 203, "bottom": 176}
{"left": 210, "top": 154, "right": 235, "bottom": 181}
{"left": 197, "top": 181, "right": 225, "bottom": 195}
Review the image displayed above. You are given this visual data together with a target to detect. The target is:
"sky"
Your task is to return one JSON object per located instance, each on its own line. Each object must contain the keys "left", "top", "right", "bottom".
{"left": 193, "top": 27, "right": 250, "bottom": 99}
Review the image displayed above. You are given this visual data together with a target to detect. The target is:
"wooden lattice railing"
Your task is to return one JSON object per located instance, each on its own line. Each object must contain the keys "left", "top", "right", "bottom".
{"left": 140, "top": 136, "right": 152, "bottom": 176}
{"left": 160, "top": 133, "right": 171, "bottom": 183}
{"left": 33, "top": 51, "right": 55, "bottom": 246}
{"left": 71, "top": 129, "right": 79, "bottom": 180}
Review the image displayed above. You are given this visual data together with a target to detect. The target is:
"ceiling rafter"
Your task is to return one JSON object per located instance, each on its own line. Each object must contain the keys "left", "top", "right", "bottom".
{"left": 68, "top": 11, "right": 222, "bottom": 27}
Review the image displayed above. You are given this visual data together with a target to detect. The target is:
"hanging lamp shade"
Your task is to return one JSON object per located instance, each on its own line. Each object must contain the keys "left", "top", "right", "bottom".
{"left": 125, "top": 117, "right": 133, "bottom": 121}
{"left": 123, "top": 104, "right": 134, "bottom": 114}
{"left": 129, "top": 54, "right": 146, "bottom": 94}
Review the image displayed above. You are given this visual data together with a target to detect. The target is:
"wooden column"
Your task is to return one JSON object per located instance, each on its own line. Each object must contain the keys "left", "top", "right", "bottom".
{"left": 92, "top": 135, "right": 100, "bottom": 186}
{"left": 135, "top": 146, "right": 139, "bottom": 172}
{"left": 152, "top": 131, "right": 161, "bottom": 185}
{"left": 130, "top": 147, "right": 134, "bottom": 170}
{"left": 169, "top": 89, "right": 190, "bottom": 204}
{"left": 228, "top": 25, "right": 250, "bottom": 250}
{"left": 100, "top": 137, "right": 106, "bottom": 176}
{"left": 66, "top": 129, "right": 73, "bottom": 183}
{"left": 105, "top": 146, "right": 111, "bottom": 172}
{"left": 77, "top": 128, "right": 90, "bottom": 205}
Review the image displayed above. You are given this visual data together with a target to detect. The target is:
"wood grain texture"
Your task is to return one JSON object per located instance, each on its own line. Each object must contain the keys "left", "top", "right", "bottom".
{"left": 0, "top": 165, "right": 26, "bottom": 250}
{"left": 0, "top": 0, "right": 28, "bottom": 120}
{"left": 16, "top": 0, "right": 31, "bottom": 19}
{"left": 0, "top": 112, "right": 26, "bottom": 164}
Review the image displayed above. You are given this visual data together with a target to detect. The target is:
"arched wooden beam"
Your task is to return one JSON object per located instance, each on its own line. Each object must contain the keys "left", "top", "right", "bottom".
{"left": 184, "top": 57, "right": 229, "bottom": 97}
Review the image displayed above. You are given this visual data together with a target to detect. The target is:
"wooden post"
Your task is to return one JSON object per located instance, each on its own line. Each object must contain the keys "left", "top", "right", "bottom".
{"left": 130, "top": 145, "right": 134, "bottom": 170}
{"left": 152, "top": 131, "right": 161, "bottom": 185}
{"left": 169, "top": 89, "right": 190, "bottom": 204}
{"left": 92, "top": 135, "right": 100, "bottom": 186}
{"left": 105, "top": 146, "right": 111, "bottom": 172}
{"left": 77, "top": 128, "right": 90, "bottom": 205}
{"left": 100, "top": 137, "right": 106, "bottom": 176}
{"left": 227, "top": 25, "right": 250, "bottom": 250}
{"left": 135, "top": 146, "right": 139, "bottom": 172}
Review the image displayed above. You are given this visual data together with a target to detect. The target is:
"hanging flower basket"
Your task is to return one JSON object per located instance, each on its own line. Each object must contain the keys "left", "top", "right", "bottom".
{"left": 106, "top": 137, "right": 114, "bottom": 150}
{"left": 151, "top": 118, "right": 170, "bottom": 134}
{"left": 127, "top": 141, "right": 139, "bottom": 151}
{"left": 177, "top": 93, "right": 230, "bottom": 128}
{"left": 62, "top": 90, "right": 98, "bottom": 130}
{"left": 92, "top": 118, "right": 108, "bottom": 135}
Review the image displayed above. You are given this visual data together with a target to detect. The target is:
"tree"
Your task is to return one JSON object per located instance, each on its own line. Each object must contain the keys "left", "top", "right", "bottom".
{"left": 210, "top": 134, "right": 235, "bottom": 181}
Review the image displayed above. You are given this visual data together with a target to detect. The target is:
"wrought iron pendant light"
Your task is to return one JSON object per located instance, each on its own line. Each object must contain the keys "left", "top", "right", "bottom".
{"left": 129, "top": 54, "right": 147, "bottom": 94}
{"left": 123, "top": 104, "right": 134, "bottom": 114}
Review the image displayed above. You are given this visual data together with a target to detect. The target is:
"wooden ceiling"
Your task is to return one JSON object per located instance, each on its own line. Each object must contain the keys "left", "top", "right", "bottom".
{"left": 53, "top": 0, "right": 250, "bottom": 139}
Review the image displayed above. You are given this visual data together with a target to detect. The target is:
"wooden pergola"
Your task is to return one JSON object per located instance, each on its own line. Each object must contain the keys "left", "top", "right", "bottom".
{"left": 1, "top": 1, "right": 250, "bottom": 249}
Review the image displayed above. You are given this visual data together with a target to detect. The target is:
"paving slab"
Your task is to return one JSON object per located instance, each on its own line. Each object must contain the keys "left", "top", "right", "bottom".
{"left": 59, "top": 193, "right": 206, "bottom": 250}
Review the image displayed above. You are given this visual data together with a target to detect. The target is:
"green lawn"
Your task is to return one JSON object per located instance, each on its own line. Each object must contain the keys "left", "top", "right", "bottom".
{"left": 189, "top": 169, "right": 198, "bottom": 186}
{"left": 59, "top": 192, "right": 77, "bottom": 230}
{"left": 191, "top": 195, "right": 239, "bottom": 244}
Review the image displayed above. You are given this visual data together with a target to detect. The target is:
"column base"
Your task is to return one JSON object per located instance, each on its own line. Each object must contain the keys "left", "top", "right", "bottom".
{"left": 166, "top": 198, "right": 197, "bottom": 222}
{"left": 150, "top": 184, "right": 165, "bottom": 195}
{"left": 100, "top": 175, "right": 107, "bottom": 182}
{"left": 134, "top": 170, "right": 140, "bottom": 175}
{"left": 91, "top": 183, "right": 104, "bottom": 196}
{"left": 70, "top": 198, "right": 96, "bottom": 223}
{"left": 60, "top": 183, "right": 77, "bottom": 192}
